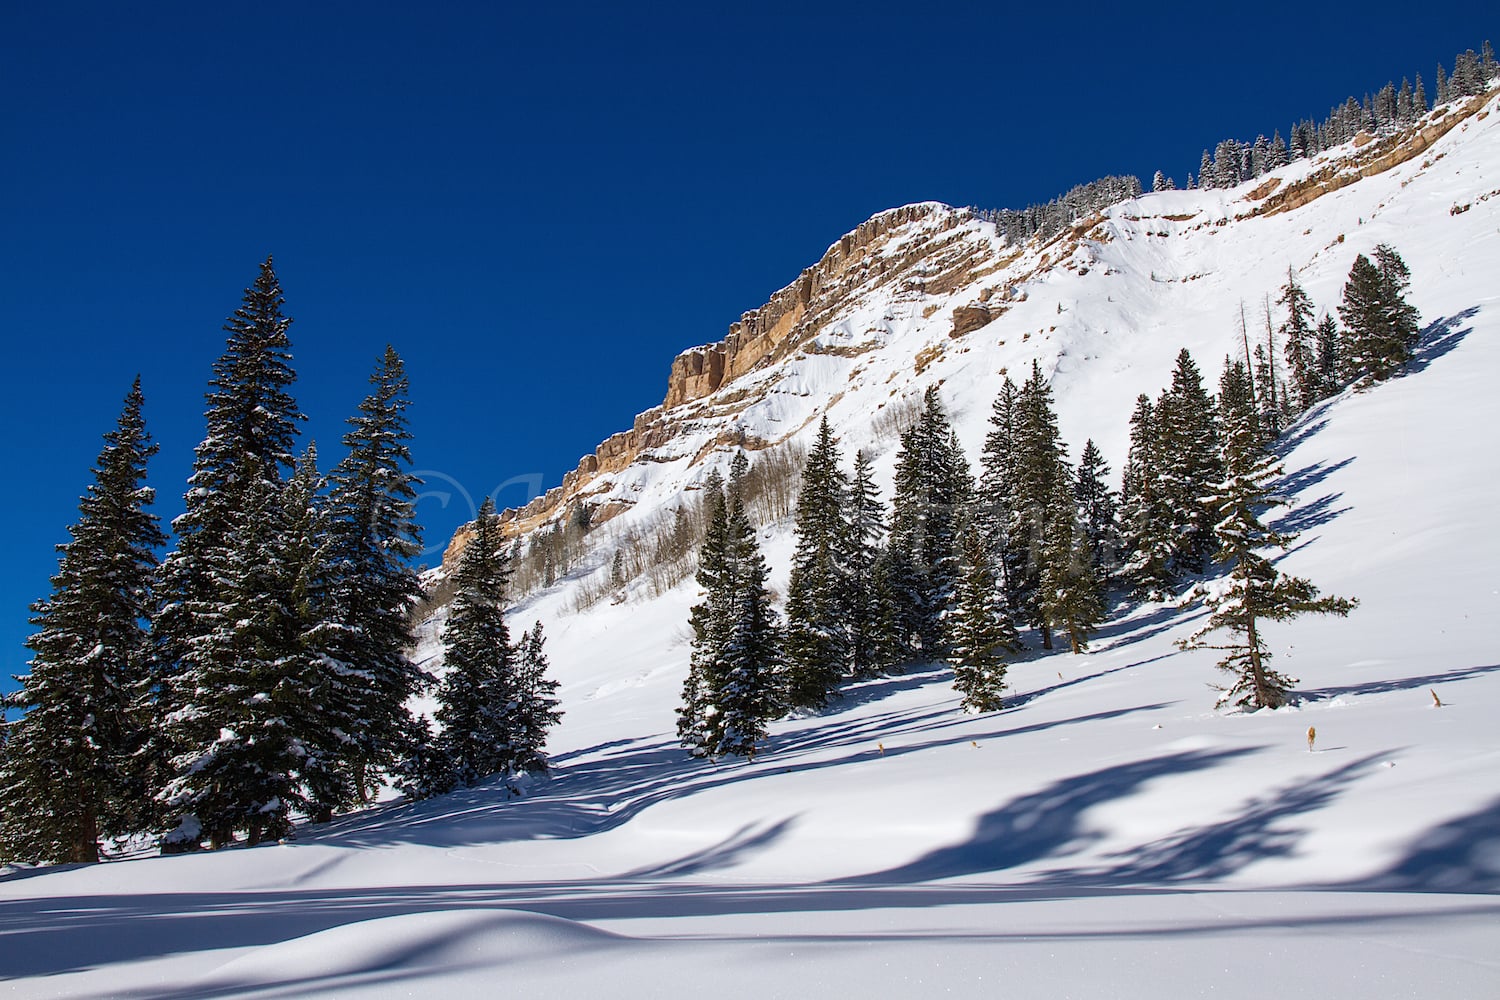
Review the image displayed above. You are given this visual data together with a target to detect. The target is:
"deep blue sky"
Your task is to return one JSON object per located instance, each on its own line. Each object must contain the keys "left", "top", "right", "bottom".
{"left": 1, "top": 2, "right": 1488, "bottom": 686}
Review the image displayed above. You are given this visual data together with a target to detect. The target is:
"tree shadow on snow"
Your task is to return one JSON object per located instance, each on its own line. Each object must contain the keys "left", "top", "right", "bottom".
{"left": 1006, "top": 656, "right": 1172, "bottom": 709}
{"left": 1271, "top": 490, "right": 1350, "bottom": 535}
{"left": 806, "top": 664, "right": 950, "bottom": 715}
{"left": 1276, "top": 455, "right": 1354, "bottom": 495}
{"left": 1064, "top": 753, "right": 1389, "bottom": 884}
{"left": 1405, "top": 306, "right": 1479, "bottom": 375}
{"left": 1297, "top": 662, "right": 1500, "bottom": 701}
{"left": 1351, "top": 794, "right": 1500, "bottom": 894}
{"left": 837, "top": 747, "right": 1259, "bottom": 885}
{"left": 1086, "top": 597, "right": 1208, "bottom": 650}
{"left": 1273, "top": 416, "right": 1330, "bottom": 456}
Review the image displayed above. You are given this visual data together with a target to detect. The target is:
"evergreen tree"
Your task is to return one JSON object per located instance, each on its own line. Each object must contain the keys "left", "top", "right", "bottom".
{"left": 158, "top": 468, "right": 312, "bottom": 848}
{"left": 1073, "top": 439, "right": 1120, "bottom": 580}
{"left": 1414, "top": 73, "right": 1428, "bottom": 116}
{"left": 434, "top": 497, "right": 518, "bottom": 788}
{"left": 1218, "top": 357, "right": 1259, "bottom": 435}
{"left": 947, "top": 524, "right": 1018, "bottom": 712}
{"left": 1038, "top": 481, "right": 1105, "bottom": 654}
{"left": 846, "top": 450, "right": 888, "bottom": 678}
{"left": 677, "top": 482, "right": 730, "bottom": 754}
{"left": 783, "top": 418, "right": 851, "bottom": 710}
{"left": 1315, "top": 313, "right": 1342, "bottom": 398}
{"left": 1277, "top": 267, "right": 1320, "bottom": 412}
{"left": 1338, "top": 245, "right": 1420, "bottom": 383}
{"left": 319, "top": 347, "right": 427, "bottom": 809}
{"left": 678, "top": 461, "right": 783, "bottom": 758}
{"left": 511, "top": 622, "right": 562, "bottom": 774}
{"left": 1155, "top": 349, "right": 1223, "bottom": 575}
{"left": 714, "top": 495, "right": 784, "bottom": 758}
{"left": 153, "top": 258, "right": 304, "bottom": 847}
{"left": 0, "top": 381, "right": 165, "bottom": 864}
{"left": 978, "top": 376, "right": 1026, "bottom": 622}
{"left": 728, "top": 450, "right": 750, "bottom": 503}
{"left": 1008, "top": 363, "right": 1071, "bottom": 648}
{"left": 870, "top": 541, "right": 924, "bottom": 670}
{"left": 1119, "top": 394, "right": 1175, "bottom": 600}
{"left": 274, "top": 445, "right": 349, "bottom": 823}
{"left": 1252, "top": 344, "right": 1282, "bottom": 441}
{"left": 1179, "top": 372, "right": 1356, "bottom": 709}
{"left": 887, "top": 388, "right": 971, "bottom": 660}
{"left": 1373, "top": 243, "right": 1421, "bottom": 356}
{"left": 1453, "top": 50, "right": 1482, "bottom": 96}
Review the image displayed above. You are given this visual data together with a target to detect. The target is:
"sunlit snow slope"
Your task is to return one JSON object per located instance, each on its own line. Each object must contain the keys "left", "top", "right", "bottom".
{"left": 4, "top": 91, "right": 1500, "bottom": 999}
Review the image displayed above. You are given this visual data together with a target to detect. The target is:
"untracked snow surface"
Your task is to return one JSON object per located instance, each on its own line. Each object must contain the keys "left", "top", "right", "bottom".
{"left": 5, "top": 94, "right": 1500, "bottom": 998}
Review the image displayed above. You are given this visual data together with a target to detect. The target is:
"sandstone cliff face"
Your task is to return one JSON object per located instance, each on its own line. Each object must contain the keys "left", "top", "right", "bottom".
{"left": 441, "top": 202, "right": 1005, "bottom": 570}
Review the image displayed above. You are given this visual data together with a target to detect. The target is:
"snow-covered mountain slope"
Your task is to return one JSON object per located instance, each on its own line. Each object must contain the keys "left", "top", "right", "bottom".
{"left": 6, "top": 92, "right": 1500, "bottom": 999}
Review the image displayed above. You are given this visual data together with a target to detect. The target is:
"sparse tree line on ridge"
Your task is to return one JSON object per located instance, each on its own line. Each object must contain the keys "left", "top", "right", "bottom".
{"left": 971, "top": 44, "right": 1497, "bottom": 225}
{"left": 676, "top": 247, "right": 1426, "bottom": 759}
{"left": 0, "top": 259, "right": 561, "bottom": 866}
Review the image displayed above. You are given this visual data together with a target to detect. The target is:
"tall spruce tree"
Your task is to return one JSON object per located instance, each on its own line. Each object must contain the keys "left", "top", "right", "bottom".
{"left": 783, "top": 418, "right": 851, "bottom": 709}
{"left": 159, "top": 467, "right": 312, "bottom": 848}
{"left": 0, "top": 380, "right": 165, "bottom": 864}
{"left": 1339, "top": 246, "right": 1420, "bottom": 383}
{"left": 1179, "top": 366, "right": 1356, "bottom": 709}
{"left": 846, "top": 450, "right": 888, "bottom": 678}
{"left": 1073, "top": 439, "right": 1121, "bottom": 579}
{"left": 1119, "top": 394, "right": 1176, "bottom": 600}
{"left": 1039, "top": 480, "right": 1105, "bottom": 654}
{"left": 1277, "top": 267, "right": 1320, "bottom": 412}
{"left": 1314, "top": 313, "right": 1342, "bottom": 398}
{"left": 1218, "top": 357, "right": 1259, "bottom": 436}
{"left": 153, "top": 258, "right": 305, "bottom": 849}
{"left": 1252, "top": 342, "right": 1282, "bottom": 441}
{"left": 1155, "top": 349, "right": 1223, "bottom": 575}
{"left": 714, "top": 494, "right": 784, "bottom": 757}
{"left": 978, "top": 376, "right": 1027, "bottom": 627}
{"left": 887, "top": 388, "right": 971, "bottom": 660}
{"left": 1009, "top": 363, "right": 1072, "bottom": 648}
{"left": 320, "top": 347, "right": 427, "bottom": 808}
{"left": 511, "top": 622, "right": 563, "bottom": 774}
{"left": 947, "top": 524, "right": 1018, "bottom": 712}
{"left": 274, "top": 445, "right": 350, "bottom": 823}
{"left": 678, "top": 459, "right": 784, "bottom": 758}
{"left": 434, "top": 498, "right": 519, "bottom": 788}
{"left": 678, "top": 478, "right": 731, "bottom": 754}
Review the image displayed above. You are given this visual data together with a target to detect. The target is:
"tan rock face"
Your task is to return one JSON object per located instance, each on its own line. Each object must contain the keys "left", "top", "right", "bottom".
{"left": 950, "top": 304, "right": 993, "bottom": 338}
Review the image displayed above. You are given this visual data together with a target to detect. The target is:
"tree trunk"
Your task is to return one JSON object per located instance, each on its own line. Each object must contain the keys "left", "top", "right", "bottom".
{"left": 1245, "top": 611, "right": 1277, "bottom": 709}
{"left": 70, "top": 803, "right": 100, "bottom": 864}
